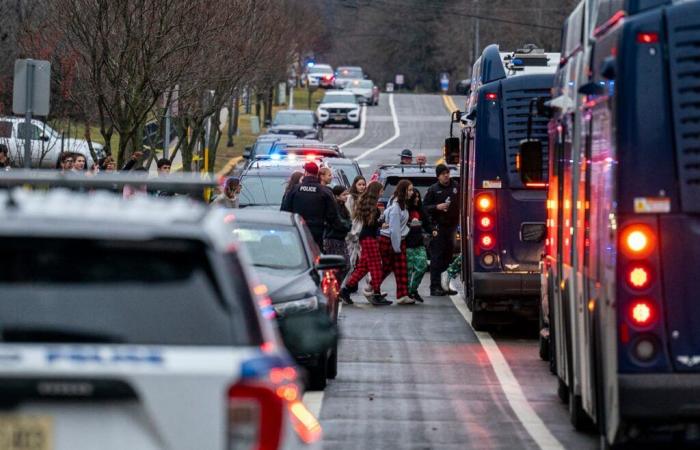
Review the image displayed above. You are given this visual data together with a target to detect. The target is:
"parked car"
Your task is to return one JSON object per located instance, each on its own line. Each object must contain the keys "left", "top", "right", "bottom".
{"left": 238, "top": 158, "right": 351, "bottom": 209}
{"left": 304, "top": 64, "right": 335, "bottom": 89}
{"left": 334, "top": 66, "right": 364, "bottom": 89}
{"left": 344, "top": 79, "right": 379, "bottom": 106}
{"left": 233, "top": 209, "right": 345, "bottom": 390}
{"left": 0, "top": 173, "right": 329, "bottom": 450}
{"left": 316, "top": 91, "right": 361, "bottom": 128}
{"left": 0, "top": 117, "right": 105, "bottom": 168}
{"left": 269, "top": 110, "right": 323, "bottom": 141}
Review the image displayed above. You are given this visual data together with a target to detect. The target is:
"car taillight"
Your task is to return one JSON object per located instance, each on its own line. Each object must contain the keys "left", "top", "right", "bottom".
{"left": 629, "top": 299, "right": 655, "bottom": 327}
{"left": 228, "top": 364, "right": 321, "bottom": 449}
{"left": 620, "top": 224, "right": 655, "bottom": 258}
{"left": 228, "top": 382, "right": 284, "bottom": 450}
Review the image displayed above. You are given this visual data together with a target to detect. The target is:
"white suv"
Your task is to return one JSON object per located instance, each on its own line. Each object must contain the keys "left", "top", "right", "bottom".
{"left": 0, "top": 117, "right": 104, "bottom": 168}
{"left": 316, "top": 91, "right": 361, "bottom": 128}
{"left": 0, "top": 178, "right": 325, "bottom": 450}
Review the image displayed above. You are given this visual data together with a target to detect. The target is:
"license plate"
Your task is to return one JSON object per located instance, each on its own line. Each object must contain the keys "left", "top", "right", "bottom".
{"left": 0, "top": 416, "right": 53, "bottom": 450}
{"left": 331, "top": 114, "right": 345, "bottom": 120}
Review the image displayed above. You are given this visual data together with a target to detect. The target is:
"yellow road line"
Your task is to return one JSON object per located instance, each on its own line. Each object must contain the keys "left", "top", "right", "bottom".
{"left": 217, "top": 155, "right": 243, "bottom": 178}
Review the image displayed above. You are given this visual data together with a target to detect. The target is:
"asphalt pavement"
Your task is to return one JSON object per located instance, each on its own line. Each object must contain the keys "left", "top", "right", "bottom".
{"left": 312, "top": 93, "right": 597, "bottom": 450}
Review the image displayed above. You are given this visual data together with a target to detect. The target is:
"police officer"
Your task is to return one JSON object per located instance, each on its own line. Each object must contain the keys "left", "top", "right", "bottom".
{"left": 399, "top": 149, "right": 413, "bottom": 165}
{"left": 281, "top": 161, "right": 345, "bottom": 252}
{"left": 423, "top": 164, "right": 459, "bottom": 296}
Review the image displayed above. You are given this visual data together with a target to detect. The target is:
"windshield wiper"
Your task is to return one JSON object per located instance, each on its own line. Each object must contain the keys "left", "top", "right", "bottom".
{"left": 253, "top": 263, "right": 293, "bottom": 270}
{"left": 2, "top": 326, "right": 124, "bottom": 344}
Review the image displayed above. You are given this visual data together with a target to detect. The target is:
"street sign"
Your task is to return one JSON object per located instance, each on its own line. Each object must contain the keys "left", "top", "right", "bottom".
{"left": 13, "top": 59, "right": 50, "bottom": 116}
{"left": 395, "top": 74, "right": 404, "bottom": 86}
{"left": 440, "top": 73, "right": 450, "bottom": 93}
{"left": 386, "top": 83, "right": 394, "bottom": 92}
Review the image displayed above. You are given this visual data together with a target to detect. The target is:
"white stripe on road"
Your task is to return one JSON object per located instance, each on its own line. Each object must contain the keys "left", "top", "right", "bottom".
{"left": 338, "top": 105, "right": 367, "bottom": 149}
{"left": 449, "top": 293, "right": 564, "bottom": 450}
{"left": 354, "top": 94, "right": 400, "bottom": 161}
{"left": 302, "top": 391, "right": 325, "bottom": 418}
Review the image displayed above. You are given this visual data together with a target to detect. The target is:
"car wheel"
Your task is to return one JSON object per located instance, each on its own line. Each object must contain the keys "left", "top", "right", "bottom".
{"left": 308, "top": 354, "right": 328, "bottom": 390}
{"left": 327, "top": 344, "right": 338, "bottom": 379}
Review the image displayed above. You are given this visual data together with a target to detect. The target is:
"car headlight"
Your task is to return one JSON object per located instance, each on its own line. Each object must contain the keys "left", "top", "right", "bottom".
{"left": 273, "top": 295, "right": 319, "bottom": 317}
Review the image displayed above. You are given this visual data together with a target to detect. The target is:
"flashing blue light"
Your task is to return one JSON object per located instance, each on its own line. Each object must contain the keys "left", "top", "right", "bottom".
{"left": 307, "top": 61, "right": 315, "bottom": 68}
{"left": 512, "top": 58, "right": 524, "bottom": 66}
{"left": 270, "top": 153, "right": 281, "bottom": 160}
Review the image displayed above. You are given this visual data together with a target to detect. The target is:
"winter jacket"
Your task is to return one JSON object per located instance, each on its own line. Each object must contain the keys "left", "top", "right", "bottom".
{"left": 423, "top": 179, "right": 460, "bottom": 229}
{"left": 406, "top": 207, "right": 431, "bottom": 248}
{"left": 281, "top": 176, "right": 344, "bottom": 245}
{"left": 380, "top": 198, "right": 409, "bottom": 253}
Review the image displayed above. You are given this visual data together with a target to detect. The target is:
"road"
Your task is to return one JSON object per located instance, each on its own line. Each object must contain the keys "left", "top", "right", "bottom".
{"left": 310, "top": 93, "right": 597, "bottom": 449}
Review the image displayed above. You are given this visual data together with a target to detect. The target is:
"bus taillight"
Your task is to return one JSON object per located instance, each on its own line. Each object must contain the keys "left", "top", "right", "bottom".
{"left": 627, "top": 264, "right": 652, "bottom": 290}
{"left": 475, "top": 193, "right": 495, "bottom": 213}
{"left": 478, "top": 216, "right": 494, "bottom": 230}
{"left": 629, "top": 299, "right": 655, "bottom": 327}
{"left": 480, "top": 234, "right": 495, "bottom": 250}
{"left": 620, "top": 224, "right": 655, "bottom": 258}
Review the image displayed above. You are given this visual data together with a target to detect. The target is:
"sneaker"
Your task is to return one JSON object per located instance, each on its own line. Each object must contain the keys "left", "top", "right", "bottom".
{"left": 397, "top": 296, "right": 416, "bottom": 305}
{"left": 411, "top": 293, "right": 425, "bottom": 303}
{"left": 363, "top": 286, "right": 388, "bottom": 299}
{"left": 369, "top": 293, "right": 392, "bottom": 306}
{"left": 339, "top": 287, "right": 354, "bottom": 305}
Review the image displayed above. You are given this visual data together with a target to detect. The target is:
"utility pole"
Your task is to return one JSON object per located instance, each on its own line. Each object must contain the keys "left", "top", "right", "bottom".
{"left": 23, "top": 62, "right": 35, "bottom": 168}
{"left": 227, "top": 95, "right": 235, "bottom": 147}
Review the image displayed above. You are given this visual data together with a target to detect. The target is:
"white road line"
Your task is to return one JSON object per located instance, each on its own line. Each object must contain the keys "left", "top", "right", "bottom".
{"left": 449, "top": 292, "right": 564, "bottom": 450}
{"left": 338, "top": 105, "right": 367, "bottom": 149}
{"left": 354, "top": 94, "right": 400, "bottom": 161}
{"left": 302, "top": 391, "right": 325, "bottom": 418}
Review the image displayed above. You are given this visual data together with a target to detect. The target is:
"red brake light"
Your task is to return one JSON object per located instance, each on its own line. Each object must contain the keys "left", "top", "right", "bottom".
{"left": 478, "top": 215, "right": 493, "bottom": 230}
{"left": 629, "top": 299, "right": 655, "bottom": 327}
{"left": 627, "top": 265, "right": 652, "bottom": 290}
{"left": 475, "top": 193, "right": 495, "bottom": 213}
{"left": 485, "top": 92, "right": 498, "bottom": 101}
{"left": 228, "top": 382, "right": 285, "bottom": 450}
{"left": 620, "top": 224, "right": 655, "bottom": 258}
{"left": 637, "top": 32, "right": 659, "bottom": 44}
{"left": 480, "top": 234, "right": 495, "bottom": 250}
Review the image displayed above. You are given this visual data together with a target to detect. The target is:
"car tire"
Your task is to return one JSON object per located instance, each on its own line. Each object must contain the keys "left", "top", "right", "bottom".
{"left": 327, "top": 344, "right": 338, "bottom": 379}
{"left": 308, "top": 354, "right": 328, "bottom": 390}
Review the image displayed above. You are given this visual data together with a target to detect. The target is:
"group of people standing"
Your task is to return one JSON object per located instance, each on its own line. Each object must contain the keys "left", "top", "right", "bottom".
{"left": 281, "top": 157, "right": 460, "bottom": 307}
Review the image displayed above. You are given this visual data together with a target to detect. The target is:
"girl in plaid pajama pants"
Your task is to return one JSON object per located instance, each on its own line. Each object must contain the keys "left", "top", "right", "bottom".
{"left": 379, "top": 180, "right": 414, "bottom": 305}
{"left": 340, "top": 182, "right": 391, "bottom": 306}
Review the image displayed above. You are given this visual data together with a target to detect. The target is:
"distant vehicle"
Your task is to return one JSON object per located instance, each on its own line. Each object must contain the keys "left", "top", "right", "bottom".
{"left": 243, "top": 133, "right": 299, "bottom": 160}
{"left": 304, "top": 64, "right": 335, "bottom": 89}
{"left": 344, "top": 79, "right": 379, "bottom": 106}
{"left": 0, "top": 117, "right": 105, "bottom": 168}
{"left": 233, "top": 209, "right": 345, "bottom": 390}
{"left": 334, "top": 66, "right": 364, "bottom": 89}
{"left": 0, "top": 175, "right": 327, "bottom": 450}
{"left": 270, "top": 142, "right": 345, "bottom": 159}
{"left": 269, "top": 110, "right": 323, "bottom": 141}
{"left": 457, "top": 44, "right": 559, "bottom": 331}
{"left": 530, "top": 1, "right": 700, "bottom": 446}
{"left": 239, "top": 158, "right": 351, "bottom": 209}
{"left": 316, "top": 91, "right": 361, "bottom": 128}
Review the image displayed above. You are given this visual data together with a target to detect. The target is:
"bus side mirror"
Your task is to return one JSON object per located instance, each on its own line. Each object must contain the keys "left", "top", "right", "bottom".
{"left": 519, "top": 139, "right": 544, "bottom": 184}
{"left": 444, "top": 137, "right": 460, "bottom": 165}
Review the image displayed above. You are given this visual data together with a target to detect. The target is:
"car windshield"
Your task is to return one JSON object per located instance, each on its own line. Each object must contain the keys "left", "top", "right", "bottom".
{"left": 309, "top": 66, "right": 332, "bottom": 75}
{"left": 329, "top": 161, "right": 360, "bottom": 182}
{"left": 239, "top": 175, "right": 290, "bottom": 207}
{"left": 273, "top": 112, "right": 314, "bottom": 127}
{"left": 234, "top": 223, "right": 308, "bottom": 272}
{"left": 252, "top": 140, "right": 277, "bottom": 157}
{"left": 337, "top": 68, "right": 363, "bottom": 78}
{"left": 0, "top": 238, "right": 248, "bottom": 346}
{"left": 323, "top": 94, "right": 357, "bottom": 104}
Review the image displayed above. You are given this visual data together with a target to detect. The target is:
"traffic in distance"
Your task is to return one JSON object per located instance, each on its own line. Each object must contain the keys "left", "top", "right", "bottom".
{"left": 0, "top": 0, "right": 698, "bottom": 449}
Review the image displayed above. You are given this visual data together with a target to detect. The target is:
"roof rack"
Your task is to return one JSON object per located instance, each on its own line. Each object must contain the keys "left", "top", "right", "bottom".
{"left": 0, "top": 170, "right": 217, "bottom": 194}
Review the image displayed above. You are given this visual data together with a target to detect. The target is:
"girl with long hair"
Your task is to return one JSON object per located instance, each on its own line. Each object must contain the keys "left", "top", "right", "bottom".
{"left": 281, "top": 171, "right": 304, "bottom": 207}
{"left": 405, "top": 189, "right": 431, "bottom": 303}
{"left": 339, "top": 181, "right": 391, "bottom": 306}
{"left": 345, "top": 175, "right": 367, "bottom": 274}
{"left": 378, "top": 179, "right": 414, "bottom": 305}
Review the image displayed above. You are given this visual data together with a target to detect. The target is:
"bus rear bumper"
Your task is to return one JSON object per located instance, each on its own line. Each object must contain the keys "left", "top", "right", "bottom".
{"left": 473, "top": 271, "right": 540, "bottom": 299}
{"left": 620, "top": 374, "right": 700, "bottom": 419}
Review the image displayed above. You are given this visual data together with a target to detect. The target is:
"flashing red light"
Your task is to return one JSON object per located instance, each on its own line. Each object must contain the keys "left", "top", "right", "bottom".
{"left": 627, "top": 265, "right": 651, "bottom": 290}
{"left": 323, "top": 75, "right": 333, "bottom": 80}
{"left": 480, "top": 234, "right": 495, "bottom": 250}
{"left": 637, "top": 32, "right": 659, "bottom": 44}
{"left": 485, "top": 92, "right": 498, "bottom": 101}
{"left": 630, "top": 300, "right": 655, "bottom": 327}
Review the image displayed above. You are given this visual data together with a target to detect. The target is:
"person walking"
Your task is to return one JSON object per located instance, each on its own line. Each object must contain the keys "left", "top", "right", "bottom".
{"left": 424, "top": 164, "right": 460, "bottom": 296}
{"left": 318, "top": 167, "right": 332, "bottom": 187}
{"left": 323, "top": 186, "right": 352, "bottom": 281}
{"left": 281, "top": 162, "right": 344, "bottom": 252}
{"left": 405, "top": 189, "right": 431, "bottom": 303}
{"left": 211, "top": 177, "right": 241, "bottom": 208}
{"left": 281, "top": 171, "right": 304, "bottom": 206}
{"left": 339, "top": 181, "right": 390, "bottom": 306}
{"left": 345, "top": 176, "right": 366, "bottom": 218}
{"left": 345, "top": 176, "right": 367, "bottom": 270}
{"left": 379, "top": 179, "right": 414, "bottom": 305}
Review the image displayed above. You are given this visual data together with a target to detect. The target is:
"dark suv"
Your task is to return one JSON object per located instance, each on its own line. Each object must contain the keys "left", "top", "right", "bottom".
{"left": 371, "top": 164, "right": 459, "bottom": 207}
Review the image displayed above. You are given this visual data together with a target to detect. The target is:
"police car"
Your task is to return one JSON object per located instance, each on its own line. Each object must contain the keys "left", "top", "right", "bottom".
{"left": 0, "top": 172, "right": 326, "bottom": 450}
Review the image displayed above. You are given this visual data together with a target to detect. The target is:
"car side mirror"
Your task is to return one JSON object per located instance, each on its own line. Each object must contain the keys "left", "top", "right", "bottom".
{"left": 315, "top": 254, "right": 346, "bottom": 271}
{"left": 243, "top": 146, "right": 252, "bottom": 158}
{"left": 519, "top": 139, "right": 544, "bottom": 184}
{"left": 444, "top": 137, "right": 460, "bottom": 165}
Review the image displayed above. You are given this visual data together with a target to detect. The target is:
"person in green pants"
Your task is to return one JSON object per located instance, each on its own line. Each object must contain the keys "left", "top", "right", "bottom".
{"left": 405, "top": 190, "right": 431, "bottom": 303}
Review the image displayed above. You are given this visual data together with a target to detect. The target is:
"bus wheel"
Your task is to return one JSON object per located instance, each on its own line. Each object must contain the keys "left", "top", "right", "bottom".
{"left": 569, "top": 391, "right": 594, "bottom": 431}
{"left": 471, "top": 310, "right": 489, "bottom": 331}
{"left": 557, "top": 378, "right": 569, "bottom": 404}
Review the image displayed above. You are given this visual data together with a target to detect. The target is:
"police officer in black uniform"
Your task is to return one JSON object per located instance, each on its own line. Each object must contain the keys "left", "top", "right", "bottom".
{"left": 281, "top": 161, "right": 345, "bottom": 252}
{"left": 423, "top": 164, "right": 459, "bottom": 296}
